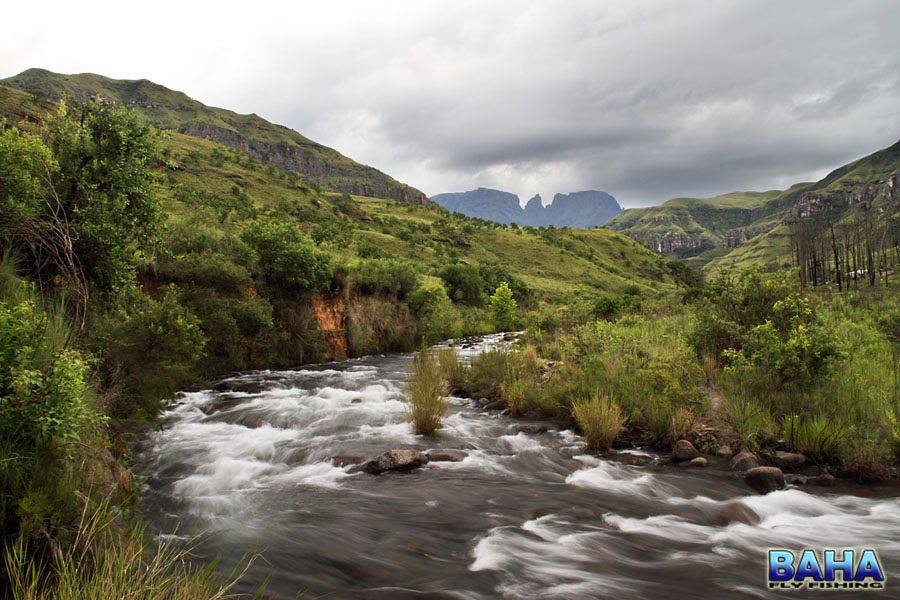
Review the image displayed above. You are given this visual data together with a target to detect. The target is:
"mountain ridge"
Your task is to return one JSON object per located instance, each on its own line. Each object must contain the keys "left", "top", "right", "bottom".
{"left": 606, "top": 139, "right": 900, "bottom": 271}
{"left": 0, "top": 68, "right": 427, "bottom": 203}
{"left": 431, "top": 187, "right": 622, "bottom": 228}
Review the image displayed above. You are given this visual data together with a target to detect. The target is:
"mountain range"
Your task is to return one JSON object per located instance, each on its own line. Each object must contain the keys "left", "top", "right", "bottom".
{"left": 431, "top": 188, "right": 622, "bottom": 227}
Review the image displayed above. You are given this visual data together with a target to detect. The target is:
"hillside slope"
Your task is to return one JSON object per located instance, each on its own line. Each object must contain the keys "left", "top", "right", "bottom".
{"left": 606, "top": 139, "right": 900, "bottom": 271}
{"left": 0, "top": 68, "right": 426, "bottom": 203}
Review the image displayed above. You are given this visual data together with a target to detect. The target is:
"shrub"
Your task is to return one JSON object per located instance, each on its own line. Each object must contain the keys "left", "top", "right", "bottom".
{"left": 351, "top": 258, "right": 420, "bottom": 300}
{"left": 592, "top": 295, "right": 622, "bottom": 321}
{"left": 240, "top": 220, "right": 331, "bottom": 296}
{"left": 572, "top": 392, "right": 625, "bottom": 452}
{"left": 99, "top": 286, "right": 206, "bottom": 418}
{"left": 406, "top": 349, "right": 449, "bottom": 435}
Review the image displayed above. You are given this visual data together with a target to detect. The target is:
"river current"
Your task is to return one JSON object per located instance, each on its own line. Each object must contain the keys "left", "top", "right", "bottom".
{"left": 135, "top": 334, "right": 900, "bottom": 599}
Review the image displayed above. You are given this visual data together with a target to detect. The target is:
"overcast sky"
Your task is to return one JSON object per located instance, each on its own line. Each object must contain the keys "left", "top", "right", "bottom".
{"left": 3, "top": 1, "right": 899, "bottom": 207}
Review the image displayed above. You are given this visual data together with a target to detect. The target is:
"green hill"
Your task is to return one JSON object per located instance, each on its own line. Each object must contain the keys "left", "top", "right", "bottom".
{"left": 606, "top": 140, "right": 900, "bottom": 272}
{"left": 0, "top": 68, "right": 426, "bottom": 203}
{"left": 0, "top": 76, "right": 688, "bottom": 381}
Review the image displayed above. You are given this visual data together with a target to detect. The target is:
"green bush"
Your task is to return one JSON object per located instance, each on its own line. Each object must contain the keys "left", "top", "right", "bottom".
{"left": 240, "top": 220, "right": 331, "bottom": 296}
{"left": 99, "top": 286, "right": 206, "bottom": 418}
{"left": 350, "top": 258, "right": 420, "bottom": 300}
{"left": 489, "top": 282, "right": 518, "bottom": 331}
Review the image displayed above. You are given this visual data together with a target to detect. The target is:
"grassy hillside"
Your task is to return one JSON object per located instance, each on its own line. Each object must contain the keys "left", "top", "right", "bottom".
{"left": 0, "top": 80, "right": 687, "bottom": 377}
{"left": 607, "top": 140, "right": 900, "bottom": 272}
{"left": 0, "top": 68, "right": 426, "bottom": 203}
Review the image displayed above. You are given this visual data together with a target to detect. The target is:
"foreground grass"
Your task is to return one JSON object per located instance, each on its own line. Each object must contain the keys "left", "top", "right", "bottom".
{"left": 4, "top": 501, "right": 255, "bottom": 600}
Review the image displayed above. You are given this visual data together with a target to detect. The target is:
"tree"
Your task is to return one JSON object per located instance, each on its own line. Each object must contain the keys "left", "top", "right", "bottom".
{"left": 44, "top": 101, "right": 163, "bottom": 300}
{"left": 489, "top": 282, "right": 517, "bottom": 331}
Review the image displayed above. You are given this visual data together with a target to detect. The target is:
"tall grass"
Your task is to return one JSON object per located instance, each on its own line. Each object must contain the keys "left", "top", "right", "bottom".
{"left": 406, "top": 349, "right": 449, "bottom": 435}
{"left": 572, "top": 392, "right": 625, "bottom": 452}
{"left": 4, "top": 500, "right": 255, "bottom": 600}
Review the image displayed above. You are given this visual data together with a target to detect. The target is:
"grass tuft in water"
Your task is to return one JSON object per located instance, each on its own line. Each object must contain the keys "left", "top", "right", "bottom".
{"left": 406, "top": 349, "right": 450, "bottom": 435}
{"left": 572, "top": 391, "right": 625, "bottom": 452}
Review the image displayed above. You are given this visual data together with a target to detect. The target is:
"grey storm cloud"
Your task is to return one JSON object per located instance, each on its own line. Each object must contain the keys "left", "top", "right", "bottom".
{"left": 2, "top": 0, "right": 899, "bottom": 207}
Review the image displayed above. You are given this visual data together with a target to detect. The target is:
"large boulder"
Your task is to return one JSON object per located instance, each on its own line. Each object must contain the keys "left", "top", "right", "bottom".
{"left": 364, "top": 449, "right": 427, "bottom": 474}
{"left": 672, "top": 439, "right": 700, "bottom": 462}
{"left": 767, "top": 450, "right": 808, "bottom": 471}
{"left": 744, "top": 466, "right": 785, "bottom": 494}
{"left": 730, "top": 450, "right": 759, "bottom": 472}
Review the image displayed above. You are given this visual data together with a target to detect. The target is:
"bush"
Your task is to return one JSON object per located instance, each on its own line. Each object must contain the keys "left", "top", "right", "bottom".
{"left": 406, "top": 349, "right": 449, "bottom": 435}
{"left": 98, "top": 286, "right": 206, "bottom": 418}
{"left": 351, "top": 258, "right": 420, "bottom": 300}
{"left": 572, "top": 392, "right": 625, "bottom": 452}
{"left": 240, "top": 220, "right": 331, "bottom": 296}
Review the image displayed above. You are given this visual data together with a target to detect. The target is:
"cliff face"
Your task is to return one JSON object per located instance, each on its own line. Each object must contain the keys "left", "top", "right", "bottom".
{"left": 431, "top": 188, "right": 622, "bottom": 227}
{"left": 181, "top": 122, "right": 427, "bottom": 203}
{"left": 1, "top": 69, "right": 427, "bottom": 204}
{"left": 431, "top": 188, "right": 524, "bottom": 223}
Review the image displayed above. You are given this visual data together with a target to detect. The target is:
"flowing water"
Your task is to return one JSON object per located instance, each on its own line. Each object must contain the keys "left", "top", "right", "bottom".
{"left": 136, "top": 335, "right": 900, "bottom": 599}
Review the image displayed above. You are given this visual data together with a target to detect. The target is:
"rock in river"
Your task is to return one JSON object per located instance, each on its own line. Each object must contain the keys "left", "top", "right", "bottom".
{"left": 744, "top": 466, "right": 785, "bottom": 494}
{"left": 672, "top": 439, "right": 700, "bottom": 462}
{"left": 364, "top": 449, "right": 427, "bottom": 474}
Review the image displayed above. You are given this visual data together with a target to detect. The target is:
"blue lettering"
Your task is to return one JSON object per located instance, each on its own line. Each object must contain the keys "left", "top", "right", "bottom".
{"left": 824, "top": 549, "right": 853, "bottom": 581}
{"left": 769, "top": 550, "right": 795, "bottom": 581}
{"left": 795, "top": 550, "right": 824, "bottom": 581}
{"left": 855, "top": 550, "right": 885, "bottom": 581}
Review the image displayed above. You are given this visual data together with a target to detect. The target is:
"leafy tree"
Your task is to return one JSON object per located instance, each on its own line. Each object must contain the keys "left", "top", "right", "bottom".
{"left": 489, "top": 282, "right": 517, "bottom": 331}
{"left": 438, "top": 264, "right": 485, "bottom": 307}
{"left": 43, "top": 101, "right": 163, "bottom": 299}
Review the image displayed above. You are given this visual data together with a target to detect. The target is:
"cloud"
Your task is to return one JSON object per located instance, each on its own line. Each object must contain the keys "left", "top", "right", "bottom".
{"left": 2, "top": 0, "right": 899, "bottom": 207}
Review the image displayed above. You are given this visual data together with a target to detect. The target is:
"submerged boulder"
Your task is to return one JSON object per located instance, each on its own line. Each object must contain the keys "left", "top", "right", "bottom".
{"left": 744, "top": 466, "right": 785, "bottom": 494}
{"left": 364, "top": 449, "right": 427, "bottom": 474}
{"left": 716, "top": 501, "right": 761, "bottom": 526}
{"left": 426, "top": 451, "right": 466, "bottom": 462}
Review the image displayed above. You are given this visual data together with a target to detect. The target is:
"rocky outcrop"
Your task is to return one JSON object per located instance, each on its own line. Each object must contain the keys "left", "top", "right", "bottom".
{"left": 181, "top": 123, "right": 427, "bottom": 204}
{"left": 639, "top": 232, "right": 701, "bottom": 253}
{"left": 311, "top": 296, "right": 349, "bottom": 360}
{"left": 364, "top": 449, "right": 427, "bottom": 474}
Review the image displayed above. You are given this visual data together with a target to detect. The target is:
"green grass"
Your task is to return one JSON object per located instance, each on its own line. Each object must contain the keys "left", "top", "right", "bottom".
{"left": 406, "top": 349, "right": 449, "bottom": 435}
{"left": 572, "top": 392, "right": 626, "bottom": 452}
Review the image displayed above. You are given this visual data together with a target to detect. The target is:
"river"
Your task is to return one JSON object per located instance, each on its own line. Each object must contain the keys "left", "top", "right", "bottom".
{"left": 135, "top": 334, "right": 900, "bottom": 599}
